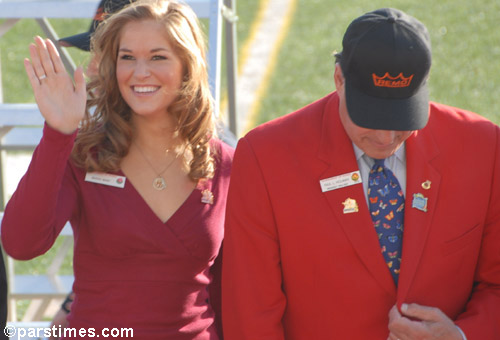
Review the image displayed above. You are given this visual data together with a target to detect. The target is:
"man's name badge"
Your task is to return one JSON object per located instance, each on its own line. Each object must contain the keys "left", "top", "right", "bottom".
{"left": 412, "top": 193, "right": 428, "bottom": 212}
{"left": 85, "top": 172, "right": 126, "bottom": 189}
{"left": 320, "top": 171, "right": 361, "bottom": 193}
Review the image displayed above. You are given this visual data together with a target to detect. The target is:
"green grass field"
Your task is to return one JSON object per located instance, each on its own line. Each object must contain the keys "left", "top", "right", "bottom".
{"left": 256, "top": 0, "right": 500, "bottom": 126}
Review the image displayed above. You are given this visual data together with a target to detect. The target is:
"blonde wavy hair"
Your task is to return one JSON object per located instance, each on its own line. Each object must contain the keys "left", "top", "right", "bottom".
{"left": 72, "top": 0, "right": 216, "bottom": 181}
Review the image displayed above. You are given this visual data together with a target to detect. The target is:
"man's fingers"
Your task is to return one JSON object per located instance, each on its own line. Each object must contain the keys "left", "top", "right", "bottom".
{"left": 388, "top": 304, "right": 402, "bottom": 322}
{"left": 400, "top": 303, "right": 441, "bottom": 322}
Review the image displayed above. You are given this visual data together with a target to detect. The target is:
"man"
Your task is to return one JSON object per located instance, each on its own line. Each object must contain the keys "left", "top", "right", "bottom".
{"left": 222, "top": 8, "right": 500, "bottom": 340}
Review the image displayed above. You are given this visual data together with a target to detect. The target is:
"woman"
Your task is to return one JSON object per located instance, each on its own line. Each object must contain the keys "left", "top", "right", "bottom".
{"left": 1, "top": 1, "right": 233, "bottom": 339}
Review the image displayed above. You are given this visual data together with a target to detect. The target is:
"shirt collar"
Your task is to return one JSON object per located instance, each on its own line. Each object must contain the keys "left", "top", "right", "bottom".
{"left": 352, "top": 142, "right": 406, "bottom": 166}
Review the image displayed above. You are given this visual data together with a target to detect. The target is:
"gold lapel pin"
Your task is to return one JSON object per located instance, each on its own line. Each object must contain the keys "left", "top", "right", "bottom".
{"left": 342, "top": 198, "right": 359, "bottom": 214}
{"left": 201, "top": 189, "right": 214, "bottom": 204}
{"left": 421, "top": 180, "right": 431, "bottom": 190}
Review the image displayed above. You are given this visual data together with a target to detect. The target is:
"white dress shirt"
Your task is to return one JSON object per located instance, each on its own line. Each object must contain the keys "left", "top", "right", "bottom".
{"left": 352, "top": 142, "right": 407, "bottom": 205}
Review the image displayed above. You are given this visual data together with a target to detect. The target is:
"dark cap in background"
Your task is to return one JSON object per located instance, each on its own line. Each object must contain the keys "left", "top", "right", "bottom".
{"left": 59, "top": 0, "right": 135, "bottom": 51}
{"left": 339, "top": 8, "right": 432, "bottom": 131}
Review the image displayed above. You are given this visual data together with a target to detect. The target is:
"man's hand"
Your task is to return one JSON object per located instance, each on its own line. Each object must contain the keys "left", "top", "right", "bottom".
{"left": 387, "top": 303, "right": 464, "bottom": 340}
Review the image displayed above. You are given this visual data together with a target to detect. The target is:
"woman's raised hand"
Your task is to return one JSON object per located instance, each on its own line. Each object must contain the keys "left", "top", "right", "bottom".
{"left": 24, "top": 36, "right": 87, "bottom": 135}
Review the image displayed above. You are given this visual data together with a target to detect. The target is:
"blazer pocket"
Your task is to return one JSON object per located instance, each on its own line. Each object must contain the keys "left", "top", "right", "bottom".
{"left": 441, "top": 223, "right": 481, "bottom": 257}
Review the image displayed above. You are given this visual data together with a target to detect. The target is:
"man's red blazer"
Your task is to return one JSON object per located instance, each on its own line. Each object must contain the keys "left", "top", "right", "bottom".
{"left": 222, "top": 92, "right": 500, "bottom": 339}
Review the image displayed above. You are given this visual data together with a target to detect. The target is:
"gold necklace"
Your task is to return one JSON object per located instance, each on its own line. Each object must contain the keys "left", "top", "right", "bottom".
{"left": 133, "top": 140, "right": 178, "bottom": 191}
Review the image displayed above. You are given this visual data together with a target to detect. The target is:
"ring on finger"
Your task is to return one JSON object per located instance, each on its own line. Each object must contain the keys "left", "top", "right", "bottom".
{"left": 38, "top": 74, "right": 47, "bottom": 81}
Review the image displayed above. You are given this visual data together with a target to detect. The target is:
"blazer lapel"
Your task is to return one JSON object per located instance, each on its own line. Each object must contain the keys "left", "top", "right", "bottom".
{"left": 397, "top": 128, "right": 441, "bottom": 302}
{"left": 317, "top": 94, "right": 396, "bottom": 297}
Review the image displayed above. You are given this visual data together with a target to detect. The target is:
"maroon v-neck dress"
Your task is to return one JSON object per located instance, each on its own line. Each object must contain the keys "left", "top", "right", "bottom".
{"left": 1, "top": 124, "right": 233, "bottom": 339}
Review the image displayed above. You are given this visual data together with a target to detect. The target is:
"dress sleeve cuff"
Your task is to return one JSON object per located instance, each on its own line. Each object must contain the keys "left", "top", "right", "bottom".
{"left": 43, "top": 122, "right": 78, "bottom": 145}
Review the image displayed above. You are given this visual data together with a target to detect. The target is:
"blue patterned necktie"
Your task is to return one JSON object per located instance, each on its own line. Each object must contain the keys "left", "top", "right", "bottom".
{"left": 368, "top": 159, "right": 404, "bottom": 285}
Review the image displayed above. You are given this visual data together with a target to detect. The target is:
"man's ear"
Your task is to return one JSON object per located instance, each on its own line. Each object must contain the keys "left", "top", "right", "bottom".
{"left": 334, "top": 63, "right": 344, "bottom": 91}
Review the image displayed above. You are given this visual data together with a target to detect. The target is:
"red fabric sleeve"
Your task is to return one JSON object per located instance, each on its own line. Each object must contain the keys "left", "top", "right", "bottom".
{"left": 222, "top": 137, "right": 286, "bottom": 340}
{"left": 1, "top": 123, "right": 79, "bottom": 260}
{"left": 455, "top": 125, "right": 500, "bottom": 339}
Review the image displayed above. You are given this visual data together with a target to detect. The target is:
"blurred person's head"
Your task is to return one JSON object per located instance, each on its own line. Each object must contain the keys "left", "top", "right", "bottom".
{"left": 59, "top": 0, "right": 136, "bottom": 52}
{"left": 59, "top": 0, "right": 136, "bottom": 77}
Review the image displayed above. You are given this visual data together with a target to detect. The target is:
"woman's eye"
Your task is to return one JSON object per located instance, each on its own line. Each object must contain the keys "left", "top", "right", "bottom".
{"left": 152, "top": 55, "right": 167, "bottom": 61}
{"left": 119, "top": 54, "right": 134, "bottom": 60}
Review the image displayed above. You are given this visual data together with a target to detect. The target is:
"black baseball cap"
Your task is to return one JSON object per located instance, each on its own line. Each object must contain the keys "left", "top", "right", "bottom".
{"left": 59, "top": 0, "right": 135, "bottom": 51}
{"left": 338, "top": 8, "right": 432, "bottom": 131}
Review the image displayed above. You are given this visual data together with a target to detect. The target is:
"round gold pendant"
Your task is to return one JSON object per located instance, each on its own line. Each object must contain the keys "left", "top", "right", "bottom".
{"left": 153, "top": 177, "right": 166, "bottom": 190}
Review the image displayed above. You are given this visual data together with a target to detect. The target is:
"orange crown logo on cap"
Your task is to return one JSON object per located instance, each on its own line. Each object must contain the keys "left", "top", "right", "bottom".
{"left": 372, "top": 72, "right": 414, "bottom": 88}
{"left": 94, "top": 7, "right": 107, "bottom": 22}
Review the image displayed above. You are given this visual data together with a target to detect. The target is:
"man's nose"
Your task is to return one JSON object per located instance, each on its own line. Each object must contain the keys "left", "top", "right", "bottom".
{"left": 374, "top": 130, "right": 396, "bottom": 145}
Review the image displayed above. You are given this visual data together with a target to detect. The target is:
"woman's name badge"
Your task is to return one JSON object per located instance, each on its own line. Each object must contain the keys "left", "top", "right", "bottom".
{"left": 320, "top": 171, "right": 361, "bottom": 193}
{"left": 85, "top": 172, "right": 126, "bottom": 188}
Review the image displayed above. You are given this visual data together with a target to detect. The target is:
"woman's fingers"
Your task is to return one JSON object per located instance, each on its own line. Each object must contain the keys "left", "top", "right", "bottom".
{"left": 27, "top": 37, "right": 66, "bottom": 85}
{"left": 74, "top": 66, "right": 87, "bottom": 97}
{"left": 34, "top": 36, "right": 56, "bottom": 77}
{"left": 45, "top": 38, "right": 65, "bottom": 74}
{"left": 24, "top": 36, "right": 87, "bottom": 134}
{"left": 28, "top": 43, "right": 46, "bottom": 82}
{"left": 23, "top": 58, "right": 40, "bottom": 90}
